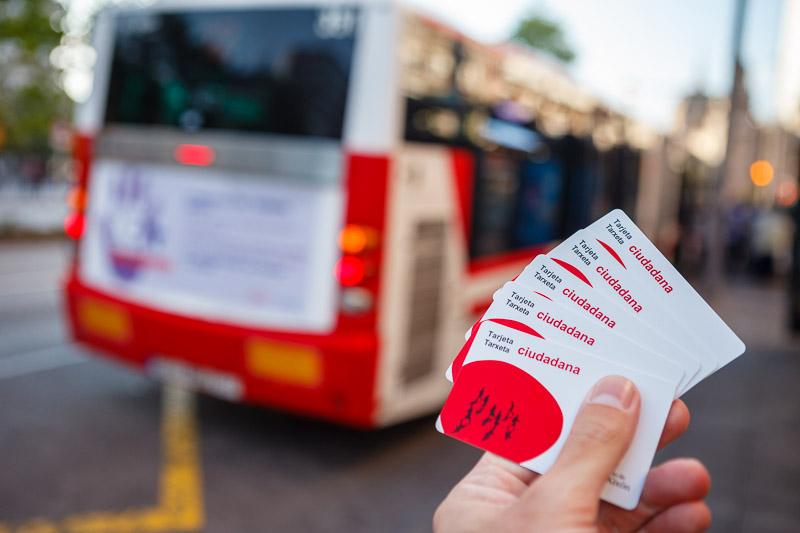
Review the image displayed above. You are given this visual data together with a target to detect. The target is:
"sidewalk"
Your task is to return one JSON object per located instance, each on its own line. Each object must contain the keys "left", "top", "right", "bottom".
{"left": 658, "top": 279, "right": 800, "bottom": 533}
{"left": 0, "top": 183, "right": 68, "bottom": 235}
{"left": 706, "top": 280, "right": 799, "bottom": 352}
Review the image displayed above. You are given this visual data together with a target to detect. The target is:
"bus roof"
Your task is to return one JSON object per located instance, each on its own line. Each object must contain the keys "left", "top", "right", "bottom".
{"left": 119, "top": 0, "right": 395, "bottom": 12}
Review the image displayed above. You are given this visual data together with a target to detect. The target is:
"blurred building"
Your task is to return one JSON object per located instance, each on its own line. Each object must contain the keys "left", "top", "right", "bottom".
{"left": 666, "top": 80, "right": 800, "bottom": 275}
{"left": 757, "top": 126, "right": 799, "bottom": 209}
{"left": 776, "top": 0, "right": 800, "bottom": 136}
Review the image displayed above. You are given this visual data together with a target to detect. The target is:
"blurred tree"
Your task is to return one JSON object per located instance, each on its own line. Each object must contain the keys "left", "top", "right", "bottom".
{"left": 511, "top": 14, "right": 575, "bottom": 64}
{"left": 0, "top": 0, "right": 70, "bottom": 153}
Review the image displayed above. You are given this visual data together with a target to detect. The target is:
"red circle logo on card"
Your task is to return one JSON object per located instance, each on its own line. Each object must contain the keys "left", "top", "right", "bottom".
{"left": 441, "top": 360, "right": 563, "bottom": 463}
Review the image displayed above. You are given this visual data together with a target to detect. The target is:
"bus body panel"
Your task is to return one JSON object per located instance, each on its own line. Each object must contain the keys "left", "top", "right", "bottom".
{"left": 78, "top": 157, "right": 344, "bottom": 333}
{"left": 64, "top": 0, "right": 645, "bottom": 428}
{"left": 373, "top": 141, "right": 552, "bottom": 424}
{"left": 66, "top": 1, "right": 400, "bottom": 426}
{"left": 65, "top": 277, "right": 379, "bottom": 426}
{"left": 67, "top": 147, "right": 391, "bottom": 428}
{"left": 343, "top": 0, "right": 402, "bottom": 153}
{"left": 373, "top": 144, "right": 466, "bottom": 424}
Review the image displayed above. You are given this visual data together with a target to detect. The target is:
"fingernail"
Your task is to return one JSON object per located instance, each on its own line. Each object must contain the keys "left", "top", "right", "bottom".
{"left": 587, "top": 376, "right": 637, "bottom": 411}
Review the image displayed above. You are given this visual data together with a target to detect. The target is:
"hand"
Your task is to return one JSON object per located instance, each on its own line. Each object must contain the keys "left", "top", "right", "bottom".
{"left": 434, "top": 376, "right": 711, "bottom": 533}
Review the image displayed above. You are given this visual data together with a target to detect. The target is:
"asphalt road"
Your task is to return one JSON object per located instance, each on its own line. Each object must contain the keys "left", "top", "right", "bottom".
{"left": 1, "top": 241, "right": 800, "bottom": 532}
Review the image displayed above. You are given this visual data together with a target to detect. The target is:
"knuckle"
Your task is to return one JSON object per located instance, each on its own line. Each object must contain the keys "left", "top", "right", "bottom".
{"left": 432, "top": 502, "right": 449, "bottom": 532}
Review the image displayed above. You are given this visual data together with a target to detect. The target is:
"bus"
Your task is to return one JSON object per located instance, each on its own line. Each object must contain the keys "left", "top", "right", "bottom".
{"left": 63, "top": 0, "right": 656, "bottom": 427}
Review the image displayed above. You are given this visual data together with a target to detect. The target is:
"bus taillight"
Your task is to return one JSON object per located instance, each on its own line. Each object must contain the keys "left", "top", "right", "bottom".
{"left": 64, "top": 211, "right": 85, "bottom": 240}
{"left": 335, "top": 256, "right": 366, "bottom": 287}
{"left": 339, "top": 224, "right": 379, "bottom": 254}
{"left": 336, "top": 224, "right": 379, "bottom": 313}
{"left": 65, "top": 133, "right": 93, "bottom": 241}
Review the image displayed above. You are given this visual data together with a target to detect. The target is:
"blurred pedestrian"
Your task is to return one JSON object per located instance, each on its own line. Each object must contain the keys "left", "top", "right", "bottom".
{"left": 750, "top": 209, "right": 793, "bottom": 279}
{"left": 434, "top": 376, "right": 711, "bottom": 532}
{"left": 726, "top": 203, "right": 753, "bottom": 277}
{"left": 21, "top": 156, "right": 46, "bottom": 192}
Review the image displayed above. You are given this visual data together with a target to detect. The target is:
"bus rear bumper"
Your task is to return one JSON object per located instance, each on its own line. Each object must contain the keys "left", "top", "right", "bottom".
{"left": 63, "top": 278, "right": 379, "bottom": 428}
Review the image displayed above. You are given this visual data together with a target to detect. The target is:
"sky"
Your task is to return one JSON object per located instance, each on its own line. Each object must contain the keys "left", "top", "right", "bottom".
{"left": 408, "top": 0, "right": 790, "bottom": 130}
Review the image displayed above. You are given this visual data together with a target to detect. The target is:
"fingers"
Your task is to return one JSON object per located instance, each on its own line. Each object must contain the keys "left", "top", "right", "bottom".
{"left": 597, "top": 458, "right": 711, "bottom": 531}
{"left": 640, "top": 458, "right": 711, "bottom": 505}
{"left": 527, "top": 376, "right": 640, "bottom": 508}
{"left": 433, "top": 453, "right": 541, "bottom": 531}
{"left": 642, "top": 501, "right": 712, "bottom": 533}
{"left": 470, "top": 453, "right": 540, "bottom": 497}
{"left": 658, "top": 400, "right": 690, "bottom": 450}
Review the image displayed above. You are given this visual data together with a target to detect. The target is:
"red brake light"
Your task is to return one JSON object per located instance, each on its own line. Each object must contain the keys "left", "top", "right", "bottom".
{"left": 64, "top": 212, "right": 85, "bottom": 240}
{"left": 174, "top": 144, "right": 215, "bottom": 166}
{"left": 335, "top": 256, "right": 366, "bottom": 287}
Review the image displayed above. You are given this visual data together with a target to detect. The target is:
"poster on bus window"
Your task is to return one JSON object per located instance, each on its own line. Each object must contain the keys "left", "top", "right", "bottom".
{"left": 80, "top": 159, "right": 343, "bottom": 332}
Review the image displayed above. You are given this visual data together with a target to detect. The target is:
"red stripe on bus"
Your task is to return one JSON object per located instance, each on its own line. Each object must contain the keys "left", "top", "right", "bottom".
{"left": 338, "top": 152, "right": 391, "bottom": 333}
{"left": 73, "top": 133, "right": 93, "bottom": 186}
{"left": 450, "top": 148, "right": 474, "bottom": 247}
{"left": 342, "top": 153, "right": 390, "bottom": 230}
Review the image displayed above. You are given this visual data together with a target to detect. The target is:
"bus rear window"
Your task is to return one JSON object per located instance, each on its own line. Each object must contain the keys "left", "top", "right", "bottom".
{"left": 105, "top": 7, "right": 358, "bottom": 139}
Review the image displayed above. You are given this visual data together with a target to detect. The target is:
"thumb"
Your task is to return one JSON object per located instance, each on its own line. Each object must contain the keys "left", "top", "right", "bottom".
{"left": 528, "top": 376, "right": 641, "bottom": 511}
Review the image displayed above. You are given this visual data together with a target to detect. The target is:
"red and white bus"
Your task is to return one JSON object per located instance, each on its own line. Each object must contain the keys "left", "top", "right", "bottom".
{"left": 64, "top": 0, "right": 652, "bottom": 427}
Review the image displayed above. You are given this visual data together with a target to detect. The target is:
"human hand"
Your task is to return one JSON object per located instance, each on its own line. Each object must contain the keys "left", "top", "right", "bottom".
{"left": 434, "top": 376, "right": 711, "bottom": 532}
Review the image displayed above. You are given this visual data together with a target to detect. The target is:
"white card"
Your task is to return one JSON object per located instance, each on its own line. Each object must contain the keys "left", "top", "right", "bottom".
{"left": 547, "top": 230, "right": 711, "bottom": 392}
{"left": 583, "top": 209, "right": 745, "bottom": 373}
{"left": 447, "top": 281, "right": 684, "bottom": 396}
{"left": 436, "top": 321, "right": 674, "bottom": 510}
{"left": 515, "top": 254, "right": 701, "bottom": 394}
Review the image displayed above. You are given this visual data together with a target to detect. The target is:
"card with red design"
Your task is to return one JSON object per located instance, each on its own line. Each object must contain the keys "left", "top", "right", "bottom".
{"left": 514, "top": 254, "right": 702, "bottom": 394}
{"left": 438, "top": 209, "right": 746, "bottom": 510}
{"left": 447, "top": 281, "right": 684, "bottom": 396}
{"left": 436, "top": 320, "right": 675, "bottom": 510}
{"left": 543, "top": 230, "right": 713, "bottom": 393}
{"left": 582, "top": 210, "right": 745, "bottom": 376}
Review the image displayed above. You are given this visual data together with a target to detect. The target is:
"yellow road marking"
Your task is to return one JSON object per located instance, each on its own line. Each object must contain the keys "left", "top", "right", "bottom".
{"left": 0, "top": 386, "right": 204, "bottom": 532}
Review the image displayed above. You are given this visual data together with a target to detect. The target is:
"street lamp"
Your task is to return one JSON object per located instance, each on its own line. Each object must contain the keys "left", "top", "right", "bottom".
{"left": 749, "top": 160, "right": 774, "bottom": 187}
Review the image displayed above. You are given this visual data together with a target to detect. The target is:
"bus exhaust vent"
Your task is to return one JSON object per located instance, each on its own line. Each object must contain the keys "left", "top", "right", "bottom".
{"left": 402, "top": 220, "right": 446, "bottom": 385}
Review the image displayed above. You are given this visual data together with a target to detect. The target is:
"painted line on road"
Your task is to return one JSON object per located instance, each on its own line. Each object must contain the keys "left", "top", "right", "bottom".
{"left": 0, "top": 345, "right": 86, "bottom": 380}
{"left": 0, "top": 385, "right": 205, "bottom": 532}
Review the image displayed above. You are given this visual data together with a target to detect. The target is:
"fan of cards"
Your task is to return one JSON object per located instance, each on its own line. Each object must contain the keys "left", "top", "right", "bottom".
{"left": 436, "top": 209, "right": 745, "bottom": 510}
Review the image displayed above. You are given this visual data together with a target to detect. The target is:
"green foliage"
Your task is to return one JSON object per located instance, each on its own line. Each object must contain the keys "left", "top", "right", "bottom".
{"left": 511, "top": 14, "right": 575, "bottom": 64}
{"left": 0, "top": 0, "right": 71, "bottom": 153}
